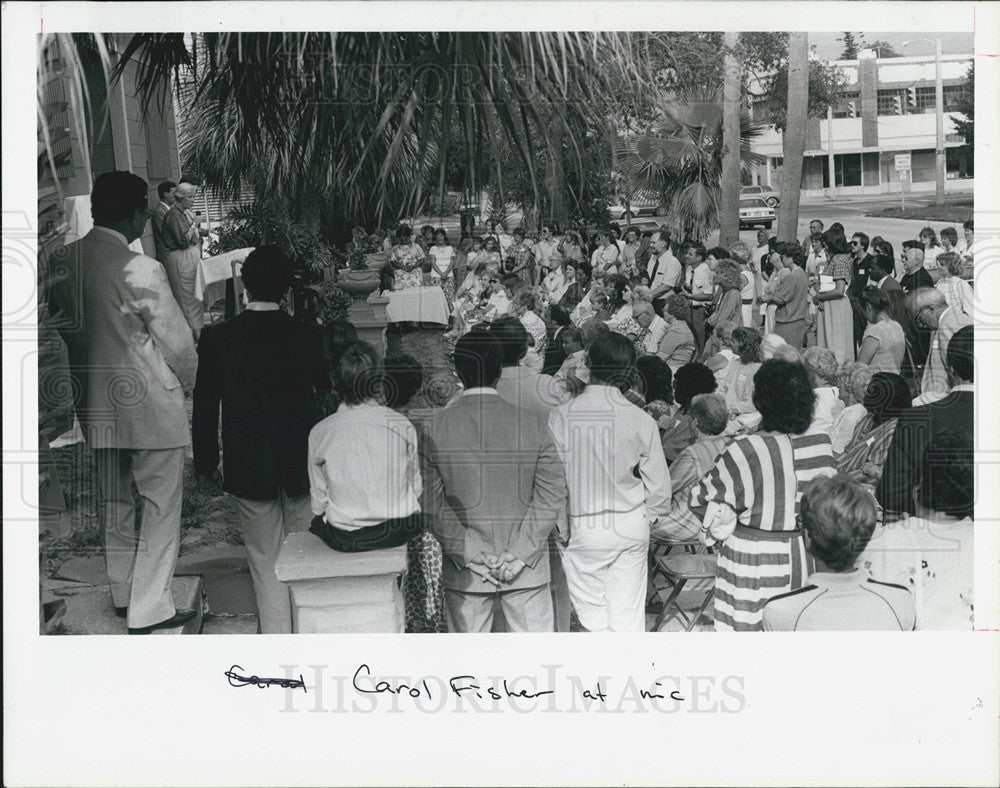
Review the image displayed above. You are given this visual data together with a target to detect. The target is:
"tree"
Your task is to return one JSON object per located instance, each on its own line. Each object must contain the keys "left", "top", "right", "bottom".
{"left": 719, "top": 32, "right": 742, "bottom": 248}
{"left": 616, "top": 90, "right": 764, "bottom": 242}
{"left": 838, "top": 32, "right": 861, "bottom": 59}
{"left": 756, "top": 59, "right": 846, "bottom": 131}
{"left": 776, "top": 32, "right": 809, "bottom": 244}
{"left": 107, "top": 32, "right": 651, "bottom": 242}
{"left": 952, "top": 63, "right": 974, "bottom": 153}
{"left": 866, "top": 39, "right": 901, "bottom": 58}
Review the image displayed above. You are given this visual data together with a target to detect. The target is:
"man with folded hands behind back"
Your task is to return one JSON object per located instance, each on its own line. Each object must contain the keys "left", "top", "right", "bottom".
{"left": 419, "top": 328, "right": 568, "bottom": 632}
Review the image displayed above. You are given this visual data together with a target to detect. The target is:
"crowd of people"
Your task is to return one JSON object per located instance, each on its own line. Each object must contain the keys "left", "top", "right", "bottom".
{"left": 42, "top": 169, "right": 977, "bottom": 634}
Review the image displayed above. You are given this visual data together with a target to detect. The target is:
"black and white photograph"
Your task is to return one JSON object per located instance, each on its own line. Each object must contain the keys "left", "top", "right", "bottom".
{"left": 5, "top": 2, "right": 999, "bottom": 785}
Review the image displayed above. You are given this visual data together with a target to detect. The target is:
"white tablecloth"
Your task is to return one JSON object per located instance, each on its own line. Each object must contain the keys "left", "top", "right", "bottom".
{"left": 196, "top": 247, "right": 255, "bottom": 306}
{"left": 384, "top": 286, "right": 450, "bottom": 324}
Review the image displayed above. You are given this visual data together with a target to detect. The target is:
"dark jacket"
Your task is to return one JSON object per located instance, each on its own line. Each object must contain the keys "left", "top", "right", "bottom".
{"left": 193, "top": 309, "right": 328, "bottom": 500}
{"left": 875, "top": 390, "right": 973, "bottom": 516}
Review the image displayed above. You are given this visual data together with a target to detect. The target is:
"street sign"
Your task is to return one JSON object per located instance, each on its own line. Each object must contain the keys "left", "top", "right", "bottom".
{"left": 894, "top": 153, "right": 911, "bottom": 172}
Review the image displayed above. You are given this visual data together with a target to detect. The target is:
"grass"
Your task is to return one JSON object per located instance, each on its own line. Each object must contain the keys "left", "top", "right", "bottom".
{"left": 865, "top": 199, "right": 973, "bottom": 223}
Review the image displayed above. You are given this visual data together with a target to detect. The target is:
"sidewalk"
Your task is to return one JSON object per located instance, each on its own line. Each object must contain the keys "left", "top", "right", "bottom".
{"left": 798, "top": 188, "right": 974, "bottom": 207}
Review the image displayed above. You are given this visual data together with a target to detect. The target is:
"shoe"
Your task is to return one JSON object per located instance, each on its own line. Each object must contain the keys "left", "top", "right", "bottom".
{"left": 128, "top": 608, "right": 197, "bottom": 635}
{"left": 114, "top": 606, "right": 127, "bottom": 619}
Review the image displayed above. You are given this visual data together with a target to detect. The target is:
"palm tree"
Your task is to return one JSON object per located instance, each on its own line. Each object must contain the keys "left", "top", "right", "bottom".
{"left": 103, "top": 32, "right": 650, "bottom": 238}
{"left": 776, "top": 32, "right": 809, "bottom": 243}
{"left": 615, "top": 89, "right": 765, "bottom": 242}
{"left": 719, "top": 32, "right": 743, "bottom": 248}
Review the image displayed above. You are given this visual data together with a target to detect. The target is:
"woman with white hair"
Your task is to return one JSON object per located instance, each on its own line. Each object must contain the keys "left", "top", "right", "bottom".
{"left": 512, "top": 288, "right": 547, "bottom": 373}
{"left": 760, "top": 332, "right": 787, "bottom": 360}
{"left": 934, "top": 251, "right": 973, "bottom": 317}
{"left": 803, "top": 346, "right": 844, "bottom": 436}
{"left": 648, "top": 393, "right": 730, "bottom": 616}
{"left": 830, "top": 362, "right": 874, "bottom": 454}
{"left": 704, "top": 319, "right": 739, "bottom": 391}
{"left": 657, "top": 295, "right": 697, "bottom": 373}
{"left": 631, "top": 300, "right": 668, "bottom": 356}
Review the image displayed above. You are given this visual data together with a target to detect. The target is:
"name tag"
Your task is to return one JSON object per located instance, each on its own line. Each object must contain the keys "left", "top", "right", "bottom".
{"left": 737, "top": 374, "right": 747, "bottom": 386}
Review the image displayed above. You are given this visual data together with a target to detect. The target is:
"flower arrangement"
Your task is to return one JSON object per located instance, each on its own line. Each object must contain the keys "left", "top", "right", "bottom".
{"left": 341, "top": 227, "right": 387, "bottom": 270}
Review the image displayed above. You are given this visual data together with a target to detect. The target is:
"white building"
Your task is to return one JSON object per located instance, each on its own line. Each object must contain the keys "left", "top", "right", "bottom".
{"left": 751, "top": 49, "right": 973, "bottom": 197}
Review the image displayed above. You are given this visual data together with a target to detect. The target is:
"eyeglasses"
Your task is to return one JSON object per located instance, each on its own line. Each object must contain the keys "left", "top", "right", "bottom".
{"left": 851, "top": 241, "right": 861, "bottom": 246}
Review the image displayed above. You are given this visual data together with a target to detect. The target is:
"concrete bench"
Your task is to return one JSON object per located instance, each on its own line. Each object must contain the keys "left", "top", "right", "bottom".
{"left": 274, "top": 531, "right": 407, "bottom": 633}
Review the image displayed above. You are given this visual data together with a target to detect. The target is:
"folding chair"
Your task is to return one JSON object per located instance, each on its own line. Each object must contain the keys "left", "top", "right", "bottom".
{"left": 651, "top": 551, "right": 716, "bottom": 632}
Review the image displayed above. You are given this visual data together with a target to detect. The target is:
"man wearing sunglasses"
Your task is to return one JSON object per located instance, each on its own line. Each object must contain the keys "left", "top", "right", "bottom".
{"left": 849, "top": 232, "right": 875, "bottom": 350}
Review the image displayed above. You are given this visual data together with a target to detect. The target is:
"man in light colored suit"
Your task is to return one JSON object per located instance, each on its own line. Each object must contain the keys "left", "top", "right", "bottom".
{"left": 419, "top": 328, "right": 568, "bottom": 632}
{"left": 50, "top": 171, "right": 198, "bottom": 634}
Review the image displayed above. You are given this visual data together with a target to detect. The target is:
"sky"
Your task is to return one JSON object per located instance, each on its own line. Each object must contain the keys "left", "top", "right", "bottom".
{"left": 808, "top": 31, "right": 975, "bottom": 60}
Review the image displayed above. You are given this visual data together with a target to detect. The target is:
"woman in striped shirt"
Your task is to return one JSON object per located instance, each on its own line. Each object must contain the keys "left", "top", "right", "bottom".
{"left": 690, "top": 359, "right": 837, "bottom": 631}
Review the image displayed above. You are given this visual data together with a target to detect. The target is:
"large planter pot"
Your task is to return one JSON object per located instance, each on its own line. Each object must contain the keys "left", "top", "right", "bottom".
{"left": 364, "top": 252, "right": 386, "bottom": 270}
{"left": 336, "top": 269, "right": 381, "bottom": 298}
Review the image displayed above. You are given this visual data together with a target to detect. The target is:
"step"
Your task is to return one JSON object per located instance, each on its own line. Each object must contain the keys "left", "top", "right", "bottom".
{"left": 201, "top": 613, "right": 260, "bottom": 635}
{"left": 53, "top": 575, "right": 205, "bottom": 635}
{"left": 176, "top": 546, "right": 258, "bottom": 615}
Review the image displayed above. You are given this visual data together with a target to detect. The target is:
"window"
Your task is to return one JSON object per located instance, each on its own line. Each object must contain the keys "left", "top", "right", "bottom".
{"left": 943, "top": 84, "right": 967, "bottom": 112}
{"left": 821, "top": 153, "right": 863, "bottom": 188}
{"left": 831, "top": 91, "right": 860, "bottom": 119}
{"left": 877, "top": 88, "right": 903, "bottom": 116}
{"left": 915, "top": 86, "right": 937, "bottom": 112}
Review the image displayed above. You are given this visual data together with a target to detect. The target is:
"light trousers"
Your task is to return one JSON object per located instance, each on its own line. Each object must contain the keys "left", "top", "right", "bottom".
{"left": 445, "top": 584, "right": 554, "bottom": 633}
{"left": 93, "top": 447, "right": 185, "bottom": 628}
{"left": 560, "top": 509, "right": 650, "bottom": 632}
{"left": 232, "top": 492, "right": 312, "bottom": 634}
{"left": 163, "top": 246, "right": 204, "bottom": 337}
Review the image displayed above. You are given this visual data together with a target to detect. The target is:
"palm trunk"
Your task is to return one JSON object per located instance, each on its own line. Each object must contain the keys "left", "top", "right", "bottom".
{"left": 719, "top": 32, "right": 742, "bottom": 249}
{"left": 777, "top": 32, "right": 809, "bottom": 244}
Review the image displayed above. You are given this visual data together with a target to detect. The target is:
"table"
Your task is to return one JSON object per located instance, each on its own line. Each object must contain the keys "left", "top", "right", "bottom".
{"left": 384, "top": 286, "right": 450, "bottom": 325}
{"left": 196, "top": 247, "right": 255, "bottom": 307}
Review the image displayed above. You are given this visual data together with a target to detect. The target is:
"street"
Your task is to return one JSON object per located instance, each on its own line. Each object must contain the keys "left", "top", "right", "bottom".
{"left": 692, "top": 194, "right": 973, "bottom": 254}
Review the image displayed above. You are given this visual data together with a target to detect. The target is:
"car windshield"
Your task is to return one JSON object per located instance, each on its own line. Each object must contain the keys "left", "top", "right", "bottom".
{"left": 740, "top": 198, "right": 770, "bottom": 209}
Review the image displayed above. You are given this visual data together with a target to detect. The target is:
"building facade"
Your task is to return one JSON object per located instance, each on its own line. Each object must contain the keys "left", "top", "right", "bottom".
{"left": 751, "top": 49, "right": 973, "bottom": 197}
{"left": 38, "top": 34, "right": 182, "bottom": 255}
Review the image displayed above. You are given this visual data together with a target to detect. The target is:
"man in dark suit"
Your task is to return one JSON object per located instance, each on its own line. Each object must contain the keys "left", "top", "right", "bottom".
{"left": 876, "top": 325, "right": 973, "bottom": 518}
{"left": 899, "top": 240, "right": 934, "bottom": 294}
{"left": 849, "top": 232, "right": 875, "bottom": 349}
{"left": 419, "top": 328, "right": 568, "bottom": 632}
{"left": 193, "top": 245, "right": 329, "bottom": 633}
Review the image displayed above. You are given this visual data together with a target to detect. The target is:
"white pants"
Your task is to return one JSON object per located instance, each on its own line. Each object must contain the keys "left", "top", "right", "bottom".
{"left": 93, "top": 447, "right": 185, "bottom": 628}
{"left": 232, "top": 493, "right": 311, "bottom": 634}
{"left": 560, "top": 509, "right": 650, "bottom": 632}
{"left": 163, "top": 246, "right": 204, "bottom": 337}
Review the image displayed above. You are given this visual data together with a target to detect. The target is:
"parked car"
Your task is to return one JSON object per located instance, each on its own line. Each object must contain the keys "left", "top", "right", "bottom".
{"left": 608, "top": 191, "right": 666, "bottom": 219}
{"left": 738, "top": 198, "right": 775, "bottom": 230}
{"left": 740, "top": 184, "right": 780, "bottom": 207}
{"left": 615, "top": 217, "right": 661, "bottom": 235}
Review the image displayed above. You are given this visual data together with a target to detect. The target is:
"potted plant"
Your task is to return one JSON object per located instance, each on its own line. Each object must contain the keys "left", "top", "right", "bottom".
{"left": 335, "top": 246, "right": 382, "bottom": 298}
{"left": 347, "top": 226, "right": 387, "bottom": 270}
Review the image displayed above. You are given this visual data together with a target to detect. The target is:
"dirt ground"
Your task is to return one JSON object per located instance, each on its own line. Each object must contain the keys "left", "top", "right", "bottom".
{"left": 45, "top": 327, "right": 455, "bottom": 577}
